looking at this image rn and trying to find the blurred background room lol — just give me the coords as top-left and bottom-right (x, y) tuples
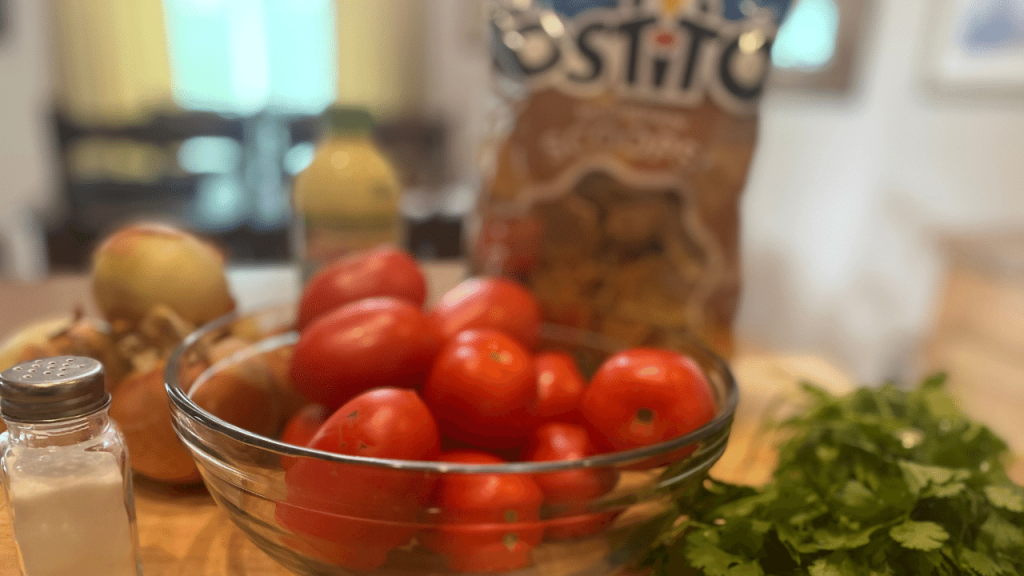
(0, 0), (1021, 429)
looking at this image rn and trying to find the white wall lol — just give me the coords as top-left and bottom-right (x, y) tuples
(422, 0), (491, 189)
(0, 0), (58, 280)
(737, 0), (1024, 383)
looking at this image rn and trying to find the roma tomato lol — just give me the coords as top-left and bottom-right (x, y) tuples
(276, 388), (440, 570)
(300, 388), (441, 464)
(423, 329), (537, 451)
(526, 423), (619, 540)
(278, 403), (330, 470)
(296, 245), (427, 330)
(581, 349), (716, 454)
(534, 351), (586, 423)
(280, 516), (410, 570)
(279, 403), (330, 448)
(429, 277), (541, 349)
(290, 297), (440, 409)
(419, 451), (545, 573)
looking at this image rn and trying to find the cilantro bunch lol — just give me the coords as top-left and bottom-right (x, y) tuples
(642, 375), (1024, 576)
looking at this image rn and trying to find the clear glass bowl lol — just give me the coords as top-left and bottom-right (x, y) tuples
(165, 302), (738, 576)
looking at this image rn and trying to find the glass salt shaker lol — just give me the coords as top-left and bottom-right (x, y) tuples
(0, 356), (143, 576)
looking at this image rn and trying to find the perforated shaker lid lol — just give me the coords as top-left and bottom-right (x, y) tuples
(0, 356), (109, 422)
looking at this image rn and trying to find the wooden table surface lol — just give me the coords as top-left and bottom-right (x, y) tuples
(0, 263), (1018, 575)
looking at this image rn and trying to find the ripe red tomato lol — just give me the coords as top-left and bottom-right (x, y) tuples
(581, 348), (716, 454)
(429, 277), (541, 349)
(279, 403), (330, 448)
(534, 351), (586, 423)
(280, 516), (412, 570)
(473, 214), (543, 276)
(423, 329), (537, 451)
(276, 388), (441, 570)
(525, 423), (619, 540)
(418, 451), (545, 573)
(278, 403), (330, 470)
(296, 245), (427, 330)
(290, 297), (440, 410)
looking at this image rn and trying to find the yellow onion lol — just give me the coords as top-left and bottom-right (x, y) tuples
(0, 313), (125, 388)
(91, 223), (236, 327)
(263, 345), (308, 421)
(0, 317), (77, 372)
(190, 337), (283, 437)
(110, 363), (201, 483)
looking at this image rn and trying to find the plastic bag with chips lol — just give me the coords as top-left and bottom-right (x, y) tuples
(471, 0), (790, 356)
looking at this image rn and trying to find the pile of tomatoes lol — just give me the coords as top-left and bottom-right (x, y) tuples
(272, 246), (717, 573)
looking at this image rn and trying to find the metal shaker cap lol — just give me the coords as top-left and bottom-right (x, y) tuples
(0, 357), (109, 422)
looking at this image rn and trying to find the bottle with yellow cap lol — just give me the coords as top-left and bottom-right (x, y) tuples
(291, 106), (404, 282)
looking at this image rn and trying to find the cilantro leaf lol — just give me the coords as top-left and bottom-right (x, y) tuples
(889, 520), (949, 551)
(984, 485), (1024, 513)
(813, 526), (878, 551)
(897, 461), (969, 496)
(815, 445), (839, 463)
(808, 554), (858, 576)
(838, 480), (874, 509)
(685, 528), (765, 576)
(959, 548), (1005, 576)
(808, 560), (841, 576)
(980, 512), (1024, 550)
(799, 381), (836, 407)
(919, 373), (947, 390)
(927, 481), (966, 498)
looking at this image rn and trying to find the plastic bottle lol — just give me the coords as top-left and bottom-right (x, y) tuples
(291, 106), (404, 282)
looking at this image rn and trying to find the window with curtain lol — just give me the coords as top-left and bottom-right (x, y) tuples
(47, 0), (339, 263)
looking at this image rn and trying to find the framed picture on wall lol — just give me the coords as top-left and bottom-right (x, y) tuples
(925, 0), (1024, 95)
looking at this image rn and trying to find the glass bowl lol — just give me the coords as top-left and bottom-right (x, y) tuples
(165, 302), (738, 576)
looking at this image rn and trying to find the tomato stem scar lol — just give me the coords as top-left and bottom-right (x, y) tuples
(636, 407), (655, 424)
